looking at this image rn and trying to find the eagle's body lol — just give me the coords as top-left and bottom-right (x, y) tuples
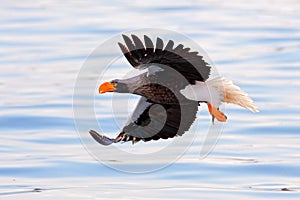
(90, 35), (258, 145)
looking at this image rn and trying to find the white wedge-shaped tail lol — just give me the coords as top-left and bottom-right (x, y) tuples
(180, 76), (259, 112)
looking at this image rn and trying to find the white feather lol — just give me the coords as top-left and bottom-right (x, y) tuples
(147, 65), (164, 77)
(180, 76), (259, 112)
(180, 81), (222, 107)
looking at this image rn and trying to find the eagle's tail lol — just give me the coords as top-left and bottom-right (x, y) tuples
(206, 77), (259, 112)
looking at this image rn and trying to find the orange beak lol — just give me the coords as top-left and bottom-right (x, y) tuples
(98, 82), (116, 94)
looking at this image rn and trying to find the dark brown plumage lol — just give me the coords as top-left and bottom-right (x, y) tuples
(90, 34), (211, 145)
(118, 34), (211, 84)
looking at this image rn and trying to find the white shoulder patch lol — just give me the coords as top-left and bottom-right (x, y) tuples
(147, 65), (164, 77)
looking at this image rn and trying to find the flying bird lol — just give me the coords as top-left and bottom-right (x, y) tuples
(90, 34), (258, 145)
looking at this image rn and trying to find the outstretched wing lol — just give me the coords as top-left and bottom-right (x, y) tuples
(118, 34), (211, 84)
(89, 97), (198, 145)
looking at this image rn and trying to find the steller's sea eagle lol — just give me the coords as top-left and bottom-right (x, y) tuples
(89, 34), (258, 145)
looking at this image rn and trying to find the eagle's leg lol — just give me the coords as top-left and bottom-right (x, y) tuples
(206, 103), (227, 123)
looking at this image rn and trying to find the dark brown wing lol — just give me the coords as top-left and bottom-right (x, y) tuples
(118, 34), (211, 84)
(89, 97), (198, 145)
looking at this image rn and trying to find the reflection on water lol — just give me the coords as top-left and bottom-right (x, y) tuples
(0, 0), (300, 199)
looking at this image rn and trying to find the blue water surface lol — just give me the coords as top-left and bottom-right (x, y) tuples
(0, 1), (300, 199)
